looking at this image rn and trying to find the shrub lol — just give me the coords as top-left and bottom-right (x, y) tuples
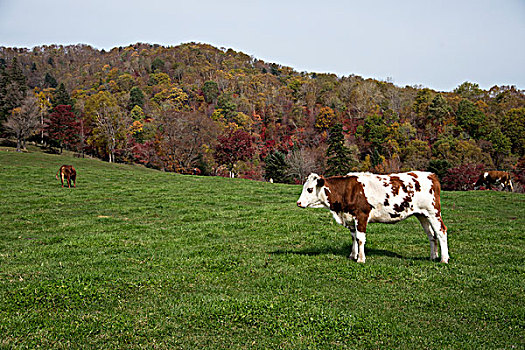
(442, 163), (485, 191)
(427, 159), (452, 181)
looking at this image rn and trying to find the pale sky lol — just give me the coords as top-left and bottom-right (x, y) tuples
(1, 0), (524, 92)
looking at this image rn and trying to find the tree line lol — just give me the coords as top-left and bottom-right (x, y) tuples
(1, 43), (524, 190)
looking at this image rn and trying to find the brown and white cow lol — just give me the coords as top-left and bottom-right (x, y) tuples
(474, 171), (513, 192)
(56, 165), (76, 188)
(296, 171), (449, 263)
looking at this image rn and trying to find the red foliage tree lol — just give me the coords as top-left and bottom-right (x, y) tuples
(512, 156), (525, 192)
(442, 163), (485, 191)
(45, 105), (80, 153)
(214, 129), (254, 176)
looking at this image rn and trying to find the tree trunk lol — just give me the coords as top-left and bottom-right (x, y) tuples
(40, 113), (44, 144)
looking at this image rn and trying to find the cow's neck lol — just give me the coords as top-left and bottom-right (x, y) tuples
(323, 180), (345, 213)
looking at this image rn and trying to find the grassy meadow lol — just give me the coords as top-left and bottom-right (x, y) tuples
(0, 149), (523, 349)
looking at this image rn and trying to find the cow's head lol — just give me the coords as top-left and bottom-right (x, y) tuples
(297, 173), (327, 208)
(473, 172), (487, 190)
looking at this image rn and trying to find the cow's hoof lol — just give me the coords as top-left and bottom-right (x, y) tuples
(441, 257), (449, 264)
(356, 259), (366, 263)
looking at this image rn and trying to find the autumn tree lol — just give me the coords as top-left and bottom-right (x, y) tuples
(84, 91), (130, 163)
(412, 88), (434, 130)
(432, 136), (492, 168)
(502, 108), (525, 156)
(160, 111), (218, 171)
(35, 89), (53, 143)
(45, 105), (80, 153)
(151, 86), (189, 112)
(315, 106), (336, 130)
(214, 129), (254, 177)
(402, 139), (431, 171)
(3, 95), (40, 151)
(285, 147), (319, 182)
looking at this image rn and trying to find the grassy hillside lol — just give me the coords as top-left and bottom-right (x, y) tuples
(0, 150), (523, 349)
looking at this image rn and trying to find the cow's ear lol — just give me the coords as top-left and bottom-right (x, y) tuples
(317, 177), (325, 188)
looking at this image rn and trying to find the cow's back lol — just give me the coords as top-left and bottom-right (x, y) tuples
(355, 171), (438, 223)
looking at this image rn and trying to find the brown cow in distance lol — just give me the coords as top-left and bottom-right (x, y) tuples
(474, 171), (513, 192)
(56, 165), (76, 188)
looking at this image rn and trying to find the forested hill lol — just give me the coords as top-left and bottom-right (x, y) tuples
(1, 42), (524, 189)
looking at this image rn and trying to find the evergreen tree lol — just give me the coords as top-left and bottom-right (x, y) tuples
(128, 86), (145, 110)
(427, 159), (451, 181)
(0, 58), (28, 125)
(202, 81), (219, 103)
(456, 99), (486, 139)
(8, 57), (27, 94)
(53, 83), (73, 107)
(151, 57), (165, 72)
(428, 94), (451, 124)
(44, 72), (58, 88)
(216, 93), (237, 121)
(326, 123), (354, 176)
(356, 114), (389, 167)
(263, 151), (289, 183)
(0, 65), (9, 123)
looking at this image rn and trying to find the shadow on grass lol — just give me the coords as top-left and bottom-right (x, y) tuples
(270, 244), (406, 260)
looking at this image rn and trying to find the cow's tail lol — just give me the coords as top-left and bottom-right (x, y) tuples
(55, 169), (60, 181)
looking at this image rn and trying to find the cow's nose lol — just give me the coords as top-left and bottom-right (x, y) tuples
(297, 201), (302, 207)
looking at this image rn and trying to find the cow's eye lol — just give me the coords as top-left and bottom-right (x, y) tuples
(307, 188), (313, 193)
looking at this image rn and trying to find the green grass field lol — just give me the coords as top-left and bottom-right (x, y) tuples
(0, 149), (523, 349)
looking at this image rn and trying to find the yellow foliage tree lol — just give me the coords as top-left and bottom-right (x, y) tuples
(315, 106), (336, 130)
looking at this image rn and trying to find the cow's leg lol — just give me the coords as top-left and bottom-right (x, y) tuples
(354, 215), (368, 263)
(347, 224), (358, 260)
(355, 229), (366, 263)
(427, 213), (449, 263)
(416, 214), (438, 260)
(61, 172), (65, 187)
(341, 214), (357, 260)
